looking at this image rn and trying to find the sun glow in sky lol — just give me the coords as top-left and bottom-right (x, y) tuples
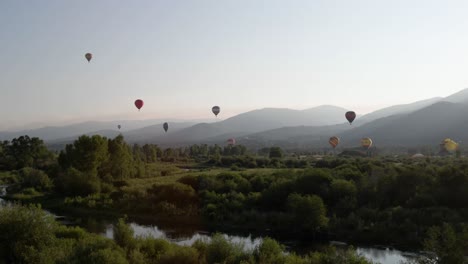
(1, 0), (468, 130)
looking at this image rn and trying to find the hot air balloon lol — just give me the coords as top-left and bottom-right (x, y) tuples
(212, 106), (220, 117)
(441, 138), (458, 153)
(345, 111), (356, 124)
(118, 125), (121, 130)
(361, 138), (373, 149)
(134, 99), (144, 111)
(227, 138), (236, 146)
(163, 122), (169, 132)
(85, 53), (92, 62)
(329, 136), (340, 149)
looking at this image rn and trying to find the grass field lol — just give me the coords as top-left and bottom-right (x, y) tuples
(123, 162), (285, 192)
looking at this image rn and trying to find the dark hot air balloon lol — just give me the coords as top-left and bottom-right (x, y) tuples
(329, 136), (340, 149)
(345, 111), (356, 124)
(85, 53), (92, 62)
(163, 122), (169, 132)
(212, 106), (220, 117)
(118, 125), (121, 130)
(135, 99), (144, 111)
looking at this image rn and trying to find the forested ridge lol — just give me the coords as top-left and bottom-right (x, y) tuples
(1, 135), (468, 263)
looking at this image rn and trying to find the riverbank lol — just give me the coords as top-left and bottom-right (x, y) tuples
(4, 192), (422, 264)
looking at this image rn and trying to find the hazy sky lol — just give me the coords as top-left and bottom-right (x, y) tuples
(1, 0), (468, 130)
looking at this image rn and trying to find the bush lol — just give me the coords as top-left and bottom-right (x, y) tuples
(147, 183), (197, 208)
(18, 168), (53, 191)
(178, 175), (200, 191)
(56, 168), (101, 196)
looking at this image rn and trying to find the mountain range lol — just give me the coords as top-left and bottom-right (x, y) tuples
(2, 88), (468, 151)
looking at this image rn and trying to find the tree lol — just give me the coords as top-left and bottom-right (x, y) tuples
(113, 218), (136, 253)
(57, 167), (101, 196)
(105, 135), (134, 180)
(330, 179), (357, 215)
(18, 168), (53, 191)
(0, 136), (54, 170)
(58, 135), (108, 176)
(287, 193), (329, 233)
(254, 238), (285, 264)
(269, 147), (283, 159)
(142, 144), (158, 163)
(421, 223), (468, 264)
(0, 205), (58, 263)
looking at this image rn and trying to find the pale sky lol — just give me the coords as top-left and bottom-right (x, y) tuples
(1, 0), (468, 130)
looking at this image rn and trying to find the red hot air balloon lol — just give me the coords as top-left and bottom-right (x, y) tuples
(85, 53), (92, 62)
(135, 99), (144, 111)
(345, 111), (356, 124)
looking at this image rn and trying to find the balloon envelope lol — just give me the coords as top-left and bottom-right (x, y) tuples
(118, 125), (121, 130)
(329, 136), (340, 149)
(361, 138), (373, 149)
(227, 138), (236, 145)
(163, 122), (169, 132)
(134, 99), (144, 110)
(345, 111), (356, 124)
(212, 106), (220, 116)
(442, 138), (458, 153)
(85, 53), (92, 62)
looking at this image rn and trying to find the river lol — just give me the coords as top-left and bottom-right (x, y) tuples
(0, 186), (419, 264)
(66, 213), (420, 264)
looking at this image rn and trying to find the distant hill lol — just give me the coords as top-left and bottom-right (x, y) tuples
(0, 121), (121, 141)
(338, 101), (468, 148)
(225, 90), (468, 150)
(6, 88), (468, 151)
(221, 105), (349, 132)
(0, 119), (207, 142)
(355, 97), (442, 125)
(443, 87), (468, 104)
(123, 122), (200, 143)
(233, 124), (350, 150)
(46, 129), (121, 151)
(141, 105), (350, 145)
(45, 122), (198, 149)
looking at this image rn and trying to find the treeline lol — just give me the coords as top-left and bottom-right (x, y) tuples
(0, 205), (372, 264)
(0, 135), (305, 196)
(190, 158), (468, 251)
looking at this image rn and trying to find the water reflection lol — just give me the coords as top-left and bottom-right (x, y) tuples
(356, 247), (416, 264)
(100, 221), (416, 264)
(104, 223), (263, 251)
(0, 185), (7, 197)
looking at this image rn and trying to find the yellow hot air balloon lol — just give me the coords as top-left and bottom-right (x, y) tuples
(329, 136), (340, 149)
(442, 138), (458, 153)
(361, 138), (373, 149)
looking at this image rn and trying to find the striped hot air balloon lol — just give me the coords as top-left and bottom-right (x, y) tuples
(227, 138), (236, 146)
(329, 136), (340, 149)
(361, 138), (373, 149)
